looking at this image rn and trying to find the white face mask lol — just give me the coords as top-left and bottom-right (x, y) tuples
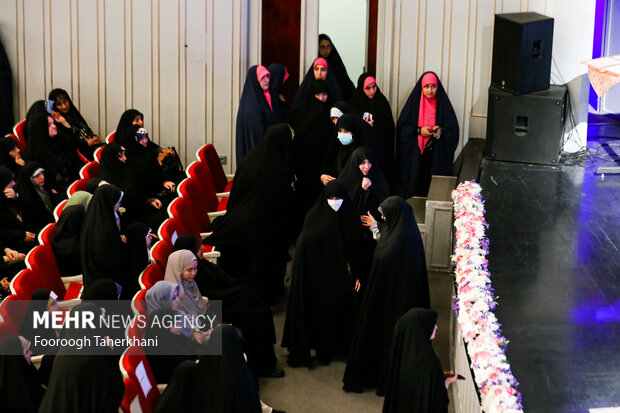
(337, 132), (353, 146)
(327, 198), (343, 212)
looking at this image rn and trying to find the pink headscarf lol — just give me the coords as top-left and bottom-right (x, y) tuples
(256, 65), (272, 110)
(417, 72), (438, 154)
(313, 57), (328, 70)
(363, 76), (377, 90)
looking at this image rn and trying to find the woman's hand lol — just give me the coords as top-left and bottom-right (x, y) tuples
(432, 127), (442, 139)
(163, 181), (176, 192)
(52, 111), (71, 128)
(354, 279), (361, 293)
(361, 211), (376, 227)
(120, 235), (127, 243)
(320, 174), (336, 186)
(24, 232), (36, 242)
(15, 155), (25, 166)
(4, 248), (23, 263)
(444, 371), (458, 388)
(3, 187), (16, 199)
(150, 199), (162, 209)
(420, 126), (434, 137)
(361, 177), (372, 190)
(0, 277), (9, 291)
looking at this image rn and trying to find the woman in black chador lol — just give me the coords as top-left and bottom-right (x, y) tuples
(282, 181), (364, 367)
(0, 336), (45, 413)
(208, 123), (294, 304)
(52, 205), (85, 277)
(235, 65), (279, 164)
(394, 71), (458, 198)
(291, 78), (334, 216)
(343, 196), (430, 394)
(318, 34), (355, 101)
(14, 161), (57, 233)
(383, 309), (457, 413)
(349, 73), (396, 184)
(80, 184), (127, 292)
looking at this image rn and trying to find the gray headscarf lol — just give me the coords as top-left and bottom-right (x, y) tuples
(163, 250), (207, 316)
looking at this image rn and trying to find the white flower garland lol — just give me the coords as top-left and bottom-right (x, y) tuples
(452, 181), (523, 413)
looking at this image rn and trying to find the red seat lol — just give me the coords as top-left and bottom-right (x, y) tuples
(178, 176), (219, 213)
(0, 295), (28, 340)
(119, 346), (161, 413)
(131, 289), (148, 317)
(93, 146), (104, 162)
(38, 222), (56, 245)
(53, 199), (68, 221)
(126, 316), (145, 341)
(66, 178), (88, 197)
(105, 131), (116, 144)
(13, 119), (26, 142)
(167, 197), (210, 239)
(25, 245), (67, 299)
(218, 196), (229, 211)
(120, 377), (141, 413)
(139, 263), (164, 290)
(9, 269), (39, 300)
(151, 240), (173, 272)
(157, 218), (184, 246)
(77, 150), (89, 164)
(186, 161), (219, 198)
(197, 144), (233, 192)
(79, 161), (99, 180)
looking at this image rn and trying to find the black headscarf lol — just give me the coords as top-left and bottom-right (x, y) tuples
(344, 196), (430, 394)
(321, 113), (380, 178)
(282, 180), (364, 366)
(97, 142), (140, 216)
(235, 65), (279, 165)
(115, 109), (143, 148)
(394, 71), (459, 197)
(0, 336), (45, 413)
(196, 324), (262, 413)
(52, 204), (85, 276)
(291, 79), (334, 212)
(318, 34), (355, 100)
(81, 278), (121, 302)
(291, 57), (345, 118)
(23, 100), (48, 141)
(38, 303), (124, 413)
(154, 360), (201, 413)
(23, 111), (73, 191)
(85, 177), (104, 194)
(383, 308), (449, 413)
(349, 73), (396, 183)
(14, 161), (55, 232)
(80, 184), (127, 289)
(123, 124), (164, 202)
(336, 146), (390, 216)
(0, 137), (22, 175)
(267, 63), (288, 123)
(49, 88), (95, 142)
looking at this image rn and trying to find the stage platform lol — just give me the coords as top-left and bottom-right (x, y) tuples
(479, 138), (620, 413)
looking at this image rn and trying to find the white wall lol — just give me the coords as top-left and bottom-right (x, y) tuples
(0, 0), (261, 172)
(0, 0), (597, 168)
(318, 0), (368, 84)
(374, 0), (596, 156)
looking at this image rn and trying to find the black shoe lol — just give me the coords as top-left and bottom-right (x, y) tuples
(343, 383), (363, 393)
(262, 368), (285, 378)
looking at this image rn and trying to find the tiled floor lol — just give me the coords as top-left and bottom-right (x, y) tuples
(479, 138), (620, 413)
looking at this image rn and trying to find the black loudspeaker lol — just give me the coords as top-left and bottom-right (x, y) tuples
(491, 12), (554, 95)
(485, 85), (567, 165)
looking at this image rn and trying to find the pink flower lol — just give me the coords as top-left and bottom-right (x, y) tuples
(495, 388), (503, 396)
